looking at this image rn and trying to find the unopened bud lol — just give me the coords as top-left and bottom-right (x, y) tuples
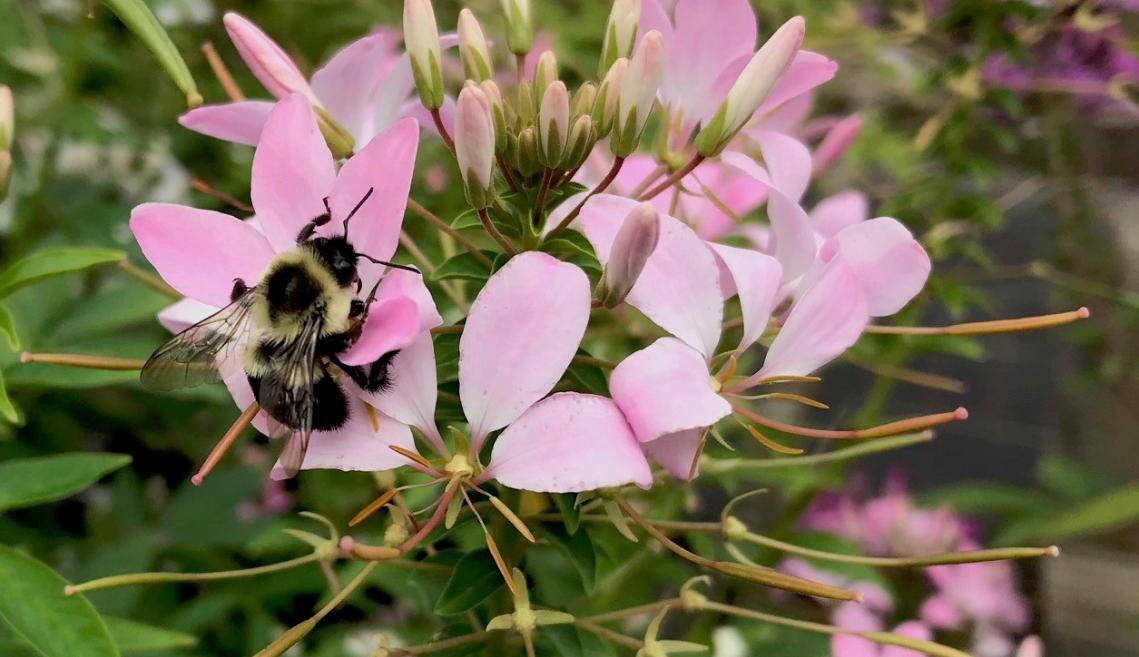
(600, 202), (660, 307)
(812, 113), (862, 174)
(455, 85), (497, 209)
(533, 51), (559, 95)
(500, 0), (533, 55)
(403, 0), (445, 109)
(383, 521), (409, 547)
(0, 86), (12, 151)
(562, 115), (595, 170)
(611, 30), (662, 156)
(479, 80), (510, 153)
(695, 16), (804, 156)
(224, 12), (318, 104)
(458, 9), (493, 82)
(599, 0), (641, 76)
(538, 81), (570, 167)
(593, 58), (628, 138)
(572, 82), (597, 119)
(516, 80), (536, 126)
(516, 127), (541, 177)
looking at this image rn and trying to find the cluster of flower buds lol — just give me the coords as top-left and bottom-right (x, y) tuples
(0, 85), (11, 199)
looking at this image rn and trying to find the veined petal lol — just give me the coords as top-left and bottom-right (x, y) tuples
(754, 50), (837, 118)
(486, 393), (653, 492)
(338, 296), (420, 367)
(328, 117), (419, 288)
(710, 244), (782, 352)
(609, 338), (731, 443)
(752, 255), (869, 380)
(579, 194), (724, 360)
(130, 203), (275, 307)
(250, 94), (336, 252)
(374, 268), (442, 334)
(661, 0), (756, 122)
(363, 332), (439, 443)
(642, 429), (704, 481)
(157, 298), (217, 334)
(823, 217), (930, 317)
(178, 101), (274, 146)
(311, 32), (399, 145)
(271, 397), (416, 479)
(810, 190), (868, 239)
(751, 130), (812, 202)
(459, 252), (591, 447)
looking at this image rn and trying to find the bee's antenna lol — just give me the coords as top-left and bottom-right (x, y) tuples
(342, 187), (375, 235)
(356, 253), (421, 275)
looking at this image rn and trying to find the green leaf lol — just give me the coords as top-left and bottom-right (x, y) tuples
(0, 545), (120, 657)
(99, 0), (202, 106)
(0, 304), (18, 350)
(536, 525), (597, 593)
(552, 493), (581, 535)
(451, 208), (484, 231)
(1036, 454), (1118, 501)
(103, 617), (195, 653)
(919, 482), (1052, 518)
(0, 453), (131, 512)
(0, 247), (124, 300)
(434, 549), (505, 615)
(566, 355), (609, 396)
(542, 232), (597, 262)
(998, 482), (1139, 544)
(433, 252), (495, 282)
(540, 625), (617, 657)
(0, 373), (17, 424)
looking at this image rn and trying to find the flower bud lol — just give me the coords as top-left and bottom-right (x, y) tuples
(599, 0), (641, 76)
(0, 85), (12, 151)
(695, 16), (804, 157)
(562, 114), (595, 170)
(516, 80), (536, 126)
(500, 0), (533, 55)
(572, 82), (597, 119)
(592, 58), (628, 138)
(812, 113), (862, 173)
(458, 9), (494, 82)
(479, 80), (510, 154)
(224, 12), (318, 103)
(515, 126), (541, 177)
(538, 81), (570, 167)
(611, 30), (662, 157)
(533, 50), (559, 96)
(455, 85), (497, 209)
(599, 202), (660, 307)
(403, 0), (445, 109)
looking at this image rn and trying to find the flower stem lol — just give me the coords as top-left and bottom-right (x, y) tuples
(64, 553), (320, 595)
(119, 260), (181, 299)
(431, 108), (455, 153)
(865, 307), (1090, 336)
(627, 163), (668, 199)
(200, 41), (244, 102)
(19, 352), (145, 370)
(573, 619), (644, 650)
(731, 403), (968, 440)
(403, 631), (492, 655)
(581, 599), (679, 623)
(637, 154), (704, 201)
(478, 207), (518, 254)
(192, 402), (260, 486)
(497, 154), (520, 192)
(737, 531), (1060, 567)
(399, 231), (468, 311)
(700, 432), (933, 473)
(531, 168), (555, 225)
(545, 156), (625, 239)
(407, 199), (494, 268)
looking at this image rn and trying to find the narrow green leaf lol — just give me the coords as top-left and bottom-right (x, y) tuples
(540, 625), (617, 657)
(99, 0), (202, 107)
(103, 616), (196, 652)
(0, 247), (124, 300)
(552, 493), (581, 535)
(0, 453), (132, 513)
(0, 304), (18, 350)
(536, 525), (597, 593)
(0, 545), (120, 657)
(434, 550), (504, 615)
(0, 373), (17, 424)
(1000, 482), (1139, 544)
(433, 252), (495, 282)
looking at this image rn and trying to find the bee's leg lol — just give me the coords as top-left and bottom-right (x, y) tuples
(329, 351), (398, 393)
(230, 278), (249, 303)
(296, 199), (333, 243)
(348, 299), (367, 320)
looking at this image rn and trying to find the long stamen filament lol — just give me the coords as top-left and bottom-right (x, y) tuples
(192, 402), (260, 485)
(200, 42), (244, 102)
(866, 307), (1090, 336)
(732, 402), (968, 440)
(65, 553), (320, 595)
(701, 432), (934, 473)
(637, 154), (705, 201)
(20, 352), (145, 370)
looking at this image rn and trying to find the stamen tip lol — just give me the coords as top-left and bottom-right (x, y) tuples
(852, 591), (864, 603)
(63, 585), (76, 596)
(1046, 545), (1061, 557)
(339, 536), (356, 553)
(190, 473), (205, 486)
(19, 352), (32, 363)
(1077, 306), (1090, 319)
(953, 407), (969, 421)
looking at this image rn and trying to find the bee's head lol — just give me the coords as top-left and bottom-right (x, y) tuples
(310, 235), (359, 287)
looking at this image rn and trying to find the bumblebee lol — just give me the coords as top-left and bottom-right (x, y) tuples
(140, 189), (417, 476)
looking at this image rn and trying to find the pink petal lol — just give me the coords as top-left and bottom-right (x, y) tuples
(157, 298), (216, 333)
(754, 92), (813, 133)
(880, 622), (933, 657)
(710, 244), (782, 352)
(822, 217), (930, 317)
(459, 253), (591, 447)
(224, 12), (316, 102)
(687, 159), (769, 240)
(810, 190), (869, 239)
(579, 194), (723, 359)
(755, 50), (838, 117)
(662, 0), (757, 123)
(486, 393), (652, 492)
(362, 332), (441, 447)
(311, 33), (400, 144)
(374, 268), (442, 334)
(918, 593), (964, 629)
(374, 54), (416, 131)
(1015, 637), (1044, 657)
(130, 203), (275, 307)
(272, 397), (416, 479)
(751, 130), (812, 202)
(832, 635), (880, 657)
(402, 94), (456, 140)
(721, 151), (816, 280)
(638, 0), (674, 47)
(250, 94), (337, 252)
(642, 429), (704, 481)
(753, 255), (868, 380)
(610, 338), (730, 443)
(338, 296), (420, 367)
(327, 117), (419, 288)
(178, 101), (274, 146)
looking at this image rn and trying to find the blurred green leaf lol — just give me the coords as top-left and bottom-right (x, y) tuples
(103, 616), (196, 653)
(0, 248), (124, 300)
(997, 482), (1139, 544)
(434, 550), (504, 615)
(99, 0), (202, 107)
(0, 545), (120, 657)
(0, 373), (17, 424)
(0, 305), (18, 350)
(536, 524), (596, 593)
(540, 625), (617, 657)
(920, 482), (1052, 517)
(552, 493), (581, 535)
(433, 252), (495, 282)
(0, 453), (131, 512)
(1036, 454), (1119, 501)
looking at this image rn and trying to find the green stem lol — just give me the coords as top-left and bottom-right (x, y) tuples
(700, 432), (934, 474)
(65, 553), (320, 595)
(737, 532), (1059, 568)
(407, 199), (494, 268)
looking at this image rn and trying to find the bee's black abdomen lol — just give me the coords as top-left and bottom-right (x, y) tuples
(264, 263), (322, 321)
(249, 369), (349, 432)
(311, 373), (349, 431)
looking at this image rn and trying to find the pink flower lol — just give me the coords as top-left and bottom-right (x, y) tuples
(181, 14), (429, 147)
(921, 557), (1030, 642)
(134, 94), (438, 477)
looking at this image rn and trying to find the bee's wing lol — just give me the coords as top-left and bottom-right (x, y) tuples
(258, 313), (323, 477)
(140, 291), (261, 391)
